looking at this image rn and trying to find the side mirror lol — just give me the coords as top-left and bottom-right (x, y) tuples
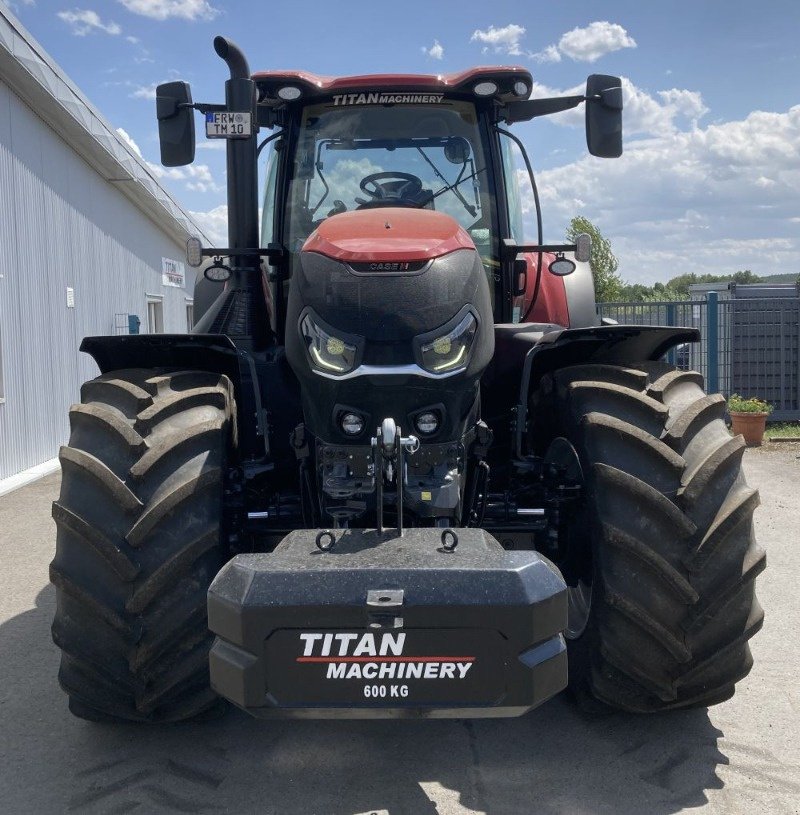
(157, 81), (195, 167)
(585, 74), (622, 158)
(575, 232), (592, 263)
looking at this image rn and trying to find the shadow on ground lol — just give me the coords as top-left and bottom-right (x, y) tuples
(0, 586), (728, 815)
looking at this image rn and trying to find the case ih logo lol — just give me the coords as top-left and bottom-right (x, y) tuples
(331, 93), (445, 106)
(297, 632), (475, 680)
(370, 262), (410, 271)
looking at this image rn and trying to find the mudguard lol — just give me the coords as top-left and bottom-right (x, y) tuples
(80, 333), (269, 459)
(513, 324), (701, 456)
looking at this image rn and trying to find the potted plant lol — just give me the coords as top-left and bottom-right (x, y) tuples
(727, 394), (773, 446)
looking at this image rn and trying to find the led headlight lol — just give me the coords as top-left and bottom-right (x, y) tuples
(277, 86), (302, 101)
(300, 313), (357, 375)
(418, 311), (477, 374)
(414, 411), (440, 435)
(340, 412), (365, 436)
(474, 81), (499, 97)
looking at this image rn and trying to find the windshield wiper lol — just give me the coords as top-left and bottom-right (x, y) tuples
(415, 147), (477, 217)
(416, 164), (487, 211)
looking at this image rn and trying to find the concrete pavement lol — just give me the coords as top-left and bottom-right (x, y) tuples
(1, 446), (798, 814)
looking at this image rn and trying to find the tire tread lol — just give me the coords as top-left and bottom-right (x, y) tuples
(50, 367), (231, 722)
(535, 362), (763, 711)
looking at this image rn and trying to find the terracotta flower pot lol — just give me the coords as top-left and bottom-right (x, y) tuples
(729, 411), (769, 446)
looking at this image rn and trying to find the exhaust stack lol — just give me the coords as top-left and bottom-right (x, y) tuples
(194, 37), (271, 352)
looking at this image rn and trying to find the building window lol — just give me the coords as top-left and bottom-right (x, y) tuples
(146, 297), (164, 334)
(186, 302), (194, 332)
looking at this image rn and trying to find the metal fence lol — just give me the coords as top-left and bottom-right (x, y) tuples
(598, 294), (800, 420)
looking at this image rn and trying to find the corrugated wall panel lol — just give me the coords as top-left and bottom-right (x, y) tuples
(0, 79), (195, 479)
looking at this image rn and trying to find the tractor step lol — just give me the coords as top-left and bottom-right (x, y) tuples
(207, 528), (568, 718)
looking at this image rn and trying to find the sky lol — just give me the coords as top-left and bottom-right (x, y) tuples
(6, 0), (800, 285)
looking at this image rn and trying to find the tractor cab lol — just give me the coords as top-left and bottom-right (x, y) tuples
(164, 56), (621, 347)
(254, 68), (530, 323)
(251, 67), (619, 333)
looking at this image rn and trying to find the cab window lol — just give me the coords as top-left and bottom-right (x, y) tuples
(499, 133), (526, 244)
(260, 141), (280, 246)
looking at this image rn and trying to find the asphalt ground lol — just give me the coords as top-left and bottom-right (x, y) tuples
(0, 445), (798, 815)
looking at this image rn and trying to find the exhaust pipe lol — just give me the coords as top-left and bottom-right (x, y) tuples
(195, 37), (271, 351)
(214, 36), (250, 80)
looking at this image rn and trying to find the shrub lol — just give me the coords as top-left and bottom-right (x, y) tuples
(727, 394), (774, 414)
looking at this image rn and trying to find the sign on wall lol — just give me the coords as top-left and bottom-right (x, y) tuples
(162, 257), (186, 288)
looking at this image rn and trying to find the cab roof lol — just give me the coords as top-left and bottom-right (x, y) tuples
(252, 66), (533, 105)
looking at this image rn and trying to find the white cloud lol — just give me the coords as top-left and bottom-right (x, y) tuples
(145, 161), (185, 180)
(115, 127), (142, 157)
(189, 204), (227, 244)
(185, 164), (222, 193)
(657, 89), (708, 127)
(57, 9), (122, 36)
(623, 81), (707, 135)
(130, 83), (158, 99)
(197, 140), (227, 151)
(117, 0), (219, 21)
(534, 78), (708, 138)
(125, 35), (139, 43)
(422, 39), (444, 60)
(527, 104), (800, 283)
(146, 159), (222, 193)
(471, 24), (526, 56)
(471, 20), (635, 65)
(531, 44), (561, 64)
(557, 21), (636, 63)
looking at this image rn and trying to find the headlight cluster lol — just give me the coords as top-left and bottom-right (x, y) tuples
(418, 312), (477, 374)
(300, 313), (358, 375)
(300, 307), (478, 378)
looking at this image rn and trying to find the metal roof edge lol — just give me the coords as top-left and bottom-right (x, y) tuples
(0, 6), (211, 247)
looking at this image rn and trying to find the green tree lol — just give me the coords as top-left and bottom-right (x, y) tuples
(566, 216), (623, 302)
(616, 270), (764, 303)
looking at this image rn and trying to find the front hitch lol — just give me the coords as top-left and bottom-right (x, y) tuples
(372, 417), (419, 533)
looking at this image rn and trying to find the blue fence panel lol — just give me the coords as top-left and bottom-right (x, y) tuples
(597, 295), (800, 420)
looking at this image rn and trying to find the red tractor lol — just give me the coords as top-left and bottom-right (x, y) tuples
(50, 37), (763, 722)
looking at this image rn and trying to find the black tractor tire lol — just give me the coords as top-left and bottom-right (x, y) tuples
(532, 362), (765, 712)
(50, 368), (235, 722)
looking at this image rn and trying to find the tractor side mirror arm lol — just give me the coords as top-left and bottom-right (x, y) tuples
(499, 94), (585, 125)
(502, 236), (591, 263)
(498, 75), (623, 159)
(502, 234), (592, 277)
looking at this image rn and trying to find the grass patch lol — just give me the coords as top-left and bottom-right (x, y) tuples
(765, 422), (800, 440)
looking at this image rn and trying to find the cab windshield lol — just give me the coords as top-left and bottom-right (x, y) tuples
(282, 100), (499, 297)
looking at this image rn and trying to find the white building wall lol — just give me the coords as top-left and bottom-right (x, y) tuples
(0, 78), (193, 479)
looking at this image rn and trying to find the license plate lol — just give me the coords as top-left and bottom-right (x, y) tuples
(265, 628), (507, 707)
(205, 111), (251, 139)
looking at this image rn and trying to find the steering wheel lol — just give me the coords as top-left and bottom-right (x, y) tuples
(357, 171), (424, 203)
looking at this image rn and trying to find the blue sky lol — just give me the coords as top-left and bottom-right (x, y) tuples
(7, 0), (800, 284)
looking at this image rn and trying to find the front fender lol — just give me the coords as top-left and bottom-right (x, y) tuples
(515, 324), (700, 456)
(80, 333), (268, 460)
